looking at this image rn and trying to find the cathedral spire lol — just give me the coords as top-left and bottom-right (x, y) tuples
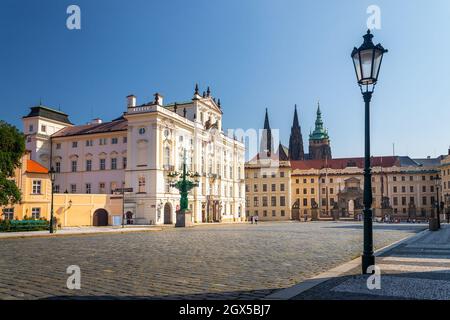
(260, 108), (273, 157)
(288, 104), (304, 160)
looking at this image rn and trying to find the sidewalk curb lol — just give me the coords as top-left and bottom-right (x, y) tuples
(0, 228), (163, 240)
(264, 227), (430, 300)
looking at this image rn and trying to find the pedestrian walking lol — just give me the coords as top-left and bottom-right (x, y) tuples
(254, 215), (259, 224)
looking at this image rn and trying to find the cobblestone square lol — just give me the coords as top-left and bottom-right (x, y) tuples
(0, 221), (425, 300)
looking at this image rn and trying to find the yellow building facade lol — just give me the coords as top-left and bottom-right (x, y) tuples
(245, 155), (446, 221)
(1, 152), (123, 227)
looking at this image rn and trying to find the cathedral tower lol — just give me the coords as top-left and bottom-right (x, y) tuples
(308, 102), (332, 160)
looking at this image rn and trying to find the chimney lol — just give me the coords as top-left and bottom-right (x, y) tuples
(127, 95), (136, 108)
(91, 118), (102, 124)
(154, 93), (163, 106)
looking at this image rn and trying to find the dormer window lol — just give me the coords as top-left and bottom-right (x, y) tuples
(41, 125), (46, 133)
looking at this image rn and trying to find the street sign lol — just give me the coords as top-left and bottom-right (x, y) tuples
(114, 188), (133, 193)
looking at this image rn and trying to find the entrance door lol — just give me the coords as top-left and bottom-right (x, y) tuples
(93, 209), (108, 226)
(164, 203), (172, 224)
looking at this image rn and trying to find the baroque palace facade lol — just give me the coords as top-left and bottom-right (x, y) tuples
(17, 85), (246, 226)
(245, 105), (450, 221)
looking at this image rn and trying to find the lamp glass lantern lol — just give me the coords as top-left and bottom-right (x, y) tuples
(50, 167), (56, 182)
(351, 30), (388, 88)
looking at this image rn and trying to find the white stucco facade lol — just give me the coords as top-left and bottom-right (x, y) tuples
(22, 87), (246, 225)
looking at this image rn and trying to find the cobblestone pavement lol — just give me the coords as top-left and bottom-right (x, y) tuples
(294, 224), (450, 300)
(0, 221), (425, 300)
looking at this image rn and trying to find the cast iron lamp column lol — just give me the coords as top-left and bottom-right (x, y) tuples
(49, 167), (56, 233)
(432, 174), (442, 229)
(351, 30), (388, 274)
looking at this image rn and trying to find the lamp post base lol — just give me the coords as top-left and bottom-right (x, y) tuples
(362, 254), (375, 274)
(175, 209), (193, 228)
(429, 218), (439, 231)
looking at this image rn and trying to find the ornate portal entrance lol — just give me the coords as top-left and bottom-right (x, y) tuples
(336, 177), (363, 219)
(164, 202), (172, 224)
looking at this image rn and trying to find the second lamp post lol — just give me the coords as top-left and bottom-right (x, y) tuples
(351, 30), (388, 274)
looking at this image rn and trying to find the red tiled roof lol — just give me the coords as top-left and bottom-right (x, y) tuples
(26, 160), (48, 174)
(291, 156), (399, 170)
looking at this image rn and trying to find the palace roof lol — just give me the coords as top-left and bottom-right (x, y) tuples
(52, 117), (127, 138)
(23, 105), (73, 125)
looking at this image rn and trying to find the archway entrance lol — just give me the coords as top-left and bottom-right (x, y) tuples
(292, 199), (300, 220)
(164, 203), (172, 224)
(93, 209), (108, 226)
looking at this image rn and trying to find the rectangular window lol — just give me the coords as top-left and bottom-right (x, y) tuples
(71, 160), (77, 172)
(393, 197), (398, 206)
(53, 185), (60, 193)
(41, 125), (46, 133)
(263, 210), (267, 217)
(111, 158), (117, 170)
(262, 196), (268, 207)
(55, 162), (61, 173)
(72, 141), (78, 148)
(253, 184), (258, 192)
(280, 196), (286, 206)
(112, 137), (118, 144)
(253, 197), (259, 206)
(272, 184), (276, 192)
(402, 197), (406, 206)
(263, 184), (267, 192)
(280, 172), (285, 178)
(123, 137), (127, 143)
(410, 186), (414, 193)
(393, 186), (397, 193)
(99, 183), (106, 194)
(56, 143), (61, 150)
(99, 138), (107, 145)
(86, 159), (92, 172)
(280, 184), (285, 192)
(311, 188), (315, 194)
(85, 183), (91, 194)
(70, 184), (77, 193)
(272, 210), (276, 217)
(281, 210), (285, 216)
(29, 124), (33, 132)
(100, 159), (106, 170)
(2, 208), (14, 220)
(303, 198), (308, 207)
(32, 180), (42, 194)
(271, 196), (276, 206)
(422, 196), (427, 205)
(86, 140), (93, 147)
(123, 157), (127, 169)
(31, 208), (40, 219)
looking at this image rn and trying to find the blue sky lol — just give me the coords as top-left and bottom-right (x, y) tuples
(1, 0), (449, 158)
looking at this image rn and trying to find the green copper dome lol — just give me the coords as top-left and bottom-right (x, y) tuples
(309, 103), (329, 141)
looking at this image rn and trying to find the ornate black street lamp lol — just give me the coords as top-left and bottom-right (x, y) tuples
(431, 174), (442, 229)
(168, 149), (200, 227)
(49, 166), (56, 233)
(351, 30), (388, 274)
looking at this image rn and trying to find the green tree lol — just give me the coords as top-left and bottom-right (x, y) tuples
(0, 120), (25, 206)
